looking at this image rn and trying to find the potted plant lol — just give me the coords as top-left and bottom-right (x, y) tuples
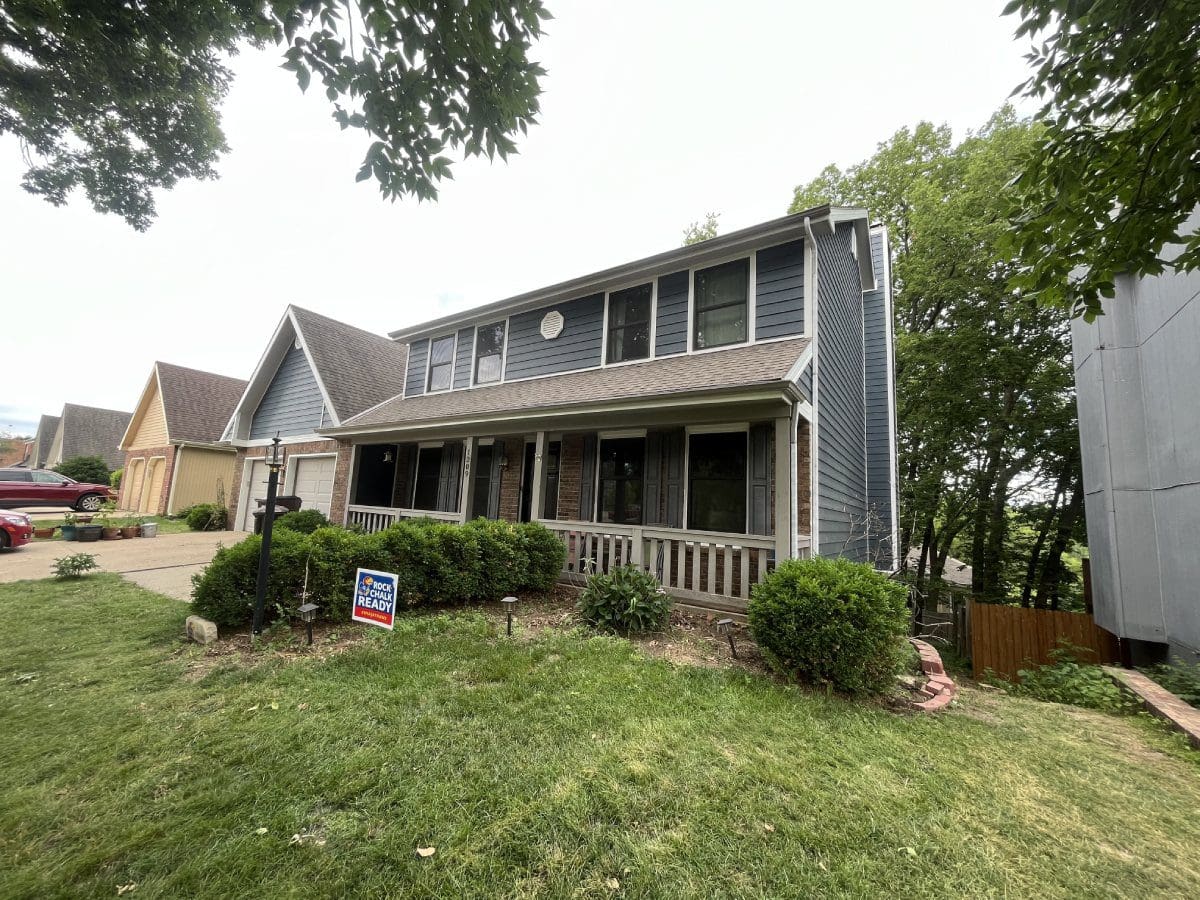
(119, 517), (141, 539)
(76, 522), (103, 542)
(33, 524), (57, 539)
(139, 519), (158, 538)
(97, 502), (121, 540)
(60, 513), (78, 541)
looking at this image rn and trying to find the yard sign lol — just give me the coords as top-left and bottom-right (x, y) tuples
(351, 567), (398, 630)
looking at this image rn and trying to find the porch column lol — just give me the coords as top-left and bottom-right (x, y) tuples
(459, 438), (474, 523)
(774, 416), (793, 565)
(529, 431), (547, 521)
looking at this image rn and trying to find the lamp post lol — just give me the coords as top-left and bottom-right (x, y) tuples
(252, 434), (285, 640)
(298, 603), (319, 646)
(716, 618), (738, 659)
(501, 596), (517, 636)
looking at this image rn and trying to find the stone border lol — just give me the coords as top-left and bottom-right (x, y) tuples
(910, 638), (957, 712)
(1104, 667), (1200, 750)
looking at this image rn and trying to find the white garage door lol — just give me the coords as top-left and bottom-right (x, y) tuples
(242, 459), (270, 531)
(292, 456), (336, 517)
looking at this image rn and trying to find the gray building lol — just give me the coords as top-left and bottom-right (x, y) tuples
(1071, 209), (1200, 664)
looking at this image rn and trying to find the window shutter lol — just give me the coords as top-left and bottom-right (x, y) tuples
(579, 434), (598, 521)
(749, 423), (771, 535)
(437, 442), (462, 512)
(487, 445), (503, 519)
(664, 429), (683, 528)
(403, 448), (418, 508)
(644, 432), (662, 525)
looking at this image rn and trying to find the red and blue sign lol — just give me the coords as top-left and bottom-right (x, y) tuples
(352, 567), (398, 630)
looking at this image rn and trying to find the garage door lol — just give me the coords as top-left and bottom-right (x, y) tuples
(241, 459), (270, 531)
(292, 456), (336, 517)
(141, 458), (166, 514)
(123, 458), (145, 511)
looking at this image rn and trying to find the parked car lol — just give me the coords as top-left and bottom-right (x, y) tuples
(0, 508), (33, 549)
(0, 467), (117, 511)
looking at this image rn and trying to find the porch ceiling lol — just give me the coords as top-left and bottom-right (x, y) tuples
(326, 337), (809, 437)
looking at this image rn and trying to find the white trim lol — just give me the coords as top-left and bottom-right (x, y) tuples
(878, 225), (900, 568)
(499, 315), (512, 381)
(235, 455), (262, 532)
(417, 440), (446, 450)
(804, 217), (821, 552)
(601, 278), (656, 367)
(685, 422), (750, 435)
(649, 278), (659, 358)
(599, 291), (610, 366)
(597, 428), (648, 439)
(687, 251), (755, 353)
(165, 444), (182, 515)
(784, 343), (814, 386)
(748, 250), (758, 340)
(232, 433), (329, 448)
(119, 365), (165, 450)
(424, 333), (457, 394)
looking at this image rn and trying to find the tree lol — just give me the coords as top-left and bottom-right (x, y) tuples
(791, 108), (1084, 607)
(1004, 0), (1200, 319)
(682, 212), (720, 246)
(55, 455), (111, 485)
(0, 1), (549, 229)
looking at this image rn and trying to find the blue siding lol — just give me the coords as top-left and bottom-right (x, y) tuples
(815, 224), (869, 562)
(453, 327), (474, 390)
(250, 345), (325, 439)
(864, 229), (895, 566)
(504, 293), (604, 380)
(655, 270), (689, 356)
(798, 361), (813, 401)
(755, 240), (805, 339)
(405, 338), (429, 397)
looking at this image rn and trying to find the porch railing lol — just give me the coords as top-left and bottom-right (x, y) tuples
(537, 518), (812, 609)
(347, 504), (460, 532)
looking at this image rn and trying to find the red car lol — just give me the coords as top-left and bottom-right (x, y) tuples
(0, 509), (33, 550)
(0, 468), (117, 512)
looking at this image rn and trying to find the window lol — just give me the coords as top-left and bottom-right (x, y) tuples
(33, 471), (68, 484)
(0, 469), (31, 482)
(606, 283), (651, 363)
(543, 441), (561, 520)
(427, 336), (455, 391)
(412, 445), (443, 510)
(693, 259), (749, 349)
(471, 444), (494, 519)
(687, 431), (746, 533)
(475, 322), (505, 384)
(598, 437), (644, 525)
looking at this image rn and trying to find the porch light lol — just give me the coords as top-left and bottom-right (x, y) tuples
(383, 449), (393, 463)
(716, 618), (738, 659)
(298, 602), (319, 645)
(501, 596), (518, 636)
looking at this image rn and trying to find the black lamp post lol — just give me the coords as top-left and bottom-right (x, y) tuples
(252, 434), (284, 639)
(716, 618), (738, 659)
(501, 596), (517, 636)
(298, 603), (319, 646)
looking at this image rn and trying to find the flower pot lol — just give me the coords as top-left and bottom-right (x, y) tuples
(33, 527), (57, 539)
(76, 515), (93, 524)
(101, 527), (122, 540)
(60, 524), (78, 541)
(120, 526), (141, 539)
(76, 525), (102, 542)
(139, 522), (158, 538)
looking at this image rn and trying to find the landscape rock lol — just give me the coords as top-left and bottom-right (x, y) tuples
(185, 615), (218, 645)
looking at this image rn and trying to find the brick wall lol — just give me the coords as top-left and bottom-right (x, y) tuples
(557, 434), (585, 521)
(497, 437), (525, 522)
(797, 417), (812, 535)
(119, 445), (177, 515)
(226, 438), (345, 529)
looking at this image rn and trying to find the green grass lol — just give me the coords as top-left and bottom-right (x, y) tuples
(2, 575), (1199, 898)
(31, 514), (191, 540)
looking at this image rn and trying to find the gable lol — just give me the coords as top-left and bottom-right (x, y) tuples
(250, 344), (326, 439)
(125, 377), (169, 449)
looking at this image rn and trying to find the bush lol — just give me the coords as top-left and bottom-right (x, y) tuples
(577, 564), (671, 633)
(517, 521), (567, 593)
(52, 553), (99, 579)
(186, 503), (227, 531)
(1144, 659), (1200, 707)
(109, 468), (123, 490)
(462, 518), (528, 598)
(1012, 644), (1133, 712)
(274, 509), (330, 534)
(748, 556), (909, 696)
(191, 529), (311, 627)
(54, 455), (110, 485)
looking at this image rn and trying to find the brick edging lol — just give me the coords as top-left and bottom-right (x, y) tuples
(910, 638), (957, 712)
(1104, 667), (1200, 750)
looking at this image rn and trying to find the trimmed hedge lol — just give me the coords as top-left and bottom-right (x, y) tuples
(748, 556), (909, 696)
(274, 509), (330, 534)
(186, 503), (227, 531)
(191, 519), (566, 628)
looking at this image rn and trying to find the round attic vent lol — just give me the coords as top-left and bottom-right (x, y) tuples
(540, 310), (564, 340)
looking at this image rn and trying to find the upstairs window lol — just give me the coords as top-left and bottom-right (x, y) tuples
(598, 437), (644, 525)
(475, 322), (505, 384)
(693, 259), (749, 350)
(427, 335), (455, 392)
(606, 284), (652, 363)
(687, 431), (747, 533)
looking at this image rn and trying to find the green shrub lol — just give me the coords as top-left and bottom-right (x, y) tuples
(1144, 659), (1200, 706)
(304, 526), (371, 623)
(109, 468), (123, 490)
(191, 529), (310, 627)
(1012, 644), (1133, 712)
(185, 503), (227, 531)
(463, 518), (528, 598)
(273, 509), (330, 534)
(517, 521), (567, 593)
(54, 455), (110, 485)
(748, 556), (909, 696)
(52, 553), (99, 579)
(577, 564), (671, 633)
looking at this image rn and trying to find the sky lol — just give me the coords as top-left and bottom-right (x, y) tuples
(0, 0), (1035, 437)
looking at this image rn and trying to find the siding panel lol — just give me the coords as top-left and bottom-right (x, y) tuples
(863, 228), (895, 566)
(405, 339), (429, 397)
(170, 447), (237, 514)
(755, 240), (805, 339)
(655, 270), (690, 357)
(505, 293), (604, 380)
(250, 345), (325, 439)
(453, 327), (474, 390)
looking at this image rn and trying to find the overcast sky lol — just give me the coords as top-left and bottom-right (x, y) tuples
(1, 0), (1034, 437)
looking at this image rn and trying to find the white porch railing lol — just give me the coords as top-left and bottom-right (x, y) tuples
(347, 504), (460, 532)
(538, 518), (812, 609)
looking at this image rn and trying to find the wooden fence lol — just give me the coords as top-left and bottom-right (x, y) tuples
(969, 600), (1120, 679)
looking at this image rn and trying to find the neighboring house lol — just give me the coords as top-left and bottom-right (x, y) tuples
(1071, 209), (1200, 664)
(0, 438), (31, 467)
(45, 403), (132, 472)
(904, 548), (973, 589)
(222, 305), (409, 530)
(318, 205), (899, 614)
(29, 414), (60, 469)
(117, 362), (248, 515)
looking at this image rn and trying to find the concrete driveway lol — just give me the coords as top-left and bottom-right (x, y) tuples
(0, 531), (248, 600)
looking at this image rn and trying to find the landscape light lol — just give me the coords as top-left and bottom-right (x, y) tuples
(501, 596), (518, 636)
(298, 603), (319, 646)
(716, 618), (737, 658)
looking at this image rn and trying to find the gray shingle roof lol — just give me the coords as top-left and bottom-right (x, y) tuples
(155, 362), (248, 444)
(57, 403), (132, 471)
(33, 414), (60, 467)
(338, 338), (809, 431)
(290, 306), (409, 421)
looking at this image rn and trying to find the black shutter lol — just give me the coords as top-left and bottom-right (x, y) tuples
(664, 429), (684, 528)
(437, 442), (462, 512)
(579, 434), (598, 521)
(749, 423), (771, 535)
(644, 432), (662, 525)
(404, 447), (418, 508)
(487, 444), (503, 519)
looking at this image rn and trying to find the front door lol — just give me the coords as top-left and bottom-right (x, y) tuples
(518, 441), (536, 522)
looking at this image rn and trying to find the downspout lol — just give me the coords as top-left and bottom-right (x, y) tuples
(804, 216), (820, 554)
(789, 399), (800, 558)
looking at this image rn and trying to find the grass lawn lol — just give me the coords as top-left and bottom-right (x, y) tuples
(31, 514), (192, 540)
(2, 576), (1199, 898)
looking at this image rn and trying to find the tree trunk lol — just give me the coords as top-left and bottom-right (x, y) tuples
(1034, 478), (1085, 610)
